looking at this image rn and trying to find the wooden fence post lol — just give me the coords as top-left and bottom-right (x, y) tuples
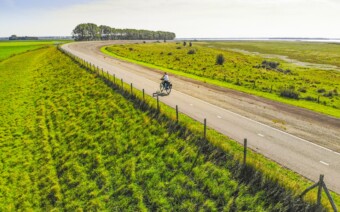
(176, 105), (179, 123)
(157, 95), (160, 112)
(244, 138), (247, 164)
(204, 118), (207, 139)
(322, 180), (338, 212)
(130, 83), (133, 95)
(300, 174), (337, 211)
(317, 174), (324, 206)
(300, 182), (319, 198)
(142, 89), (145, 101)
(121, 79), (123, 89)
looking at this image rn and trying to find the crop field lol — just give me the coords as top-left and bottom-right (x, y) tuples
(103, 42), (340, 117)
(0, 40), (64, 61)
(0, 44), (319, 210)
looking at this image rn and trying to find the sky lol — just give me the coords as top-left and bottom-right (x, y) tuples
(1, 0), (340, 38)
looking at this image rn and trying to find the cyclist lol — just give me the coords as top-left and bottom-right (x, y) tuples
(161, 72), (170, 89)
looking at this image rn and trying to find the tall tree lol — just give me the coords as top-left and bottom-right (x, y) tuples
(72, 23), (99, 41)
(99, 25), (112, 40)
(87, 23), (100, 40)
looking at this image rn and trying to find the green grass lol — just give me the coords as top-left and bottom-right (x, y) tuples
(0, 45), (317, 211)
(1, 42), (338, 210)
(102, 42), (340, 117)
(0, 40), (67, 61)
(76, 47), (340, 211)
(202, 41), (340, 67)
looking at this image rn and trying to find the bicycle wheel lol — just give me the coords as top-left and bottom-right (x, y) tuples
(165, 85), (171, 94)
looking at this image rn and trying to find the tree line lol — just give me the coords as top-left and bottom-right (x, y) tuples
(9, 35), (38, 40)
(72, 23), (176, 41)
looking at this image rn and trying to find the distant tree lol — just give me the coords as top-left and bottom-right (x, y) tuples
(216, 54), (225, 65)
(183, 41), (187, 46)
(9, 35), (17, 40)
(9, 34), (38, 40)
(189, 42), (192, 47)
(87, 23), (100, 40)
(99, 25), (112, 40)
(73, 24), (85, 41)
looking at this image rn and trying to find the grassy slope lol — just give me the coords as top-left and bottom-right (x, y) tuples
(0, 41), (66, 61)
(0, 46), (307, 210)
(102, 43), (340, 118)
(91, 46), (339, 210)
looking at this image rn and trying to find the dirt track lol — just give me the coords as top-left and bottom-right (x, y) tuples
(69, 41), (340, 153)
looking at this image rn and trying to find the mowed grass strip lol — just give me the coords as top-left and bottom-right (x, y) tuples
(103, 42), (340, 117)
(0, 46), (313, 210)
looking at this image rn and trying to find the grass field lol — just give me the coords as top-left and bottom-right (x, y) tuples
(0, 40), (65, 61)
(202, 41), (340, 68)
(0, 44), (311, 210)
(1, 42), (339, 210)
(103, 42), (340, 117)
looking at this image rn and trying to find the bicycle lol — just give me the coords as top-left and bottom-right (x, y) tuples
(160, 80), (172, 95)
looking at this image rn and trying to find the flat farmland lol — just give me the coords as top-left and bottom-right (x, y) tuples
(104, 42), (340, 117)
(203, 41), (340, 68)
(0, 41), (64, 61)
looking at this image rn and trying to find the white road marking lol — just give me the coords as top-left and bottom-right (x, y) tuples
(217, 115), (222, 119)
(173, 89), (340, 157)
(190, 104), (193, 106)
(320, 161), (329, 166)
(258, 133), (264, 137)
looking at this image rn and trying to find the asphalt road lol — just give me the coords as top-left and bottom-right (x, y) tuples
(62, 41), (340, 194)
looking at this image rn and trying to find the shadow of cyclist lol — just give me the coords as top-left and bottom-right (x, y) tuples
(153, 91), (169, 97)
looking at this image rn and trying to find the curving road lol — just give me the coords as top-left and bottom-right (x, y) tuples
(62, 41), (340, 194)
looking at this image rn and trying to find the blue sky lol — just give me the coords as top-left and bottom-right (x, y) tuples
(1, 0), (340, 38)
